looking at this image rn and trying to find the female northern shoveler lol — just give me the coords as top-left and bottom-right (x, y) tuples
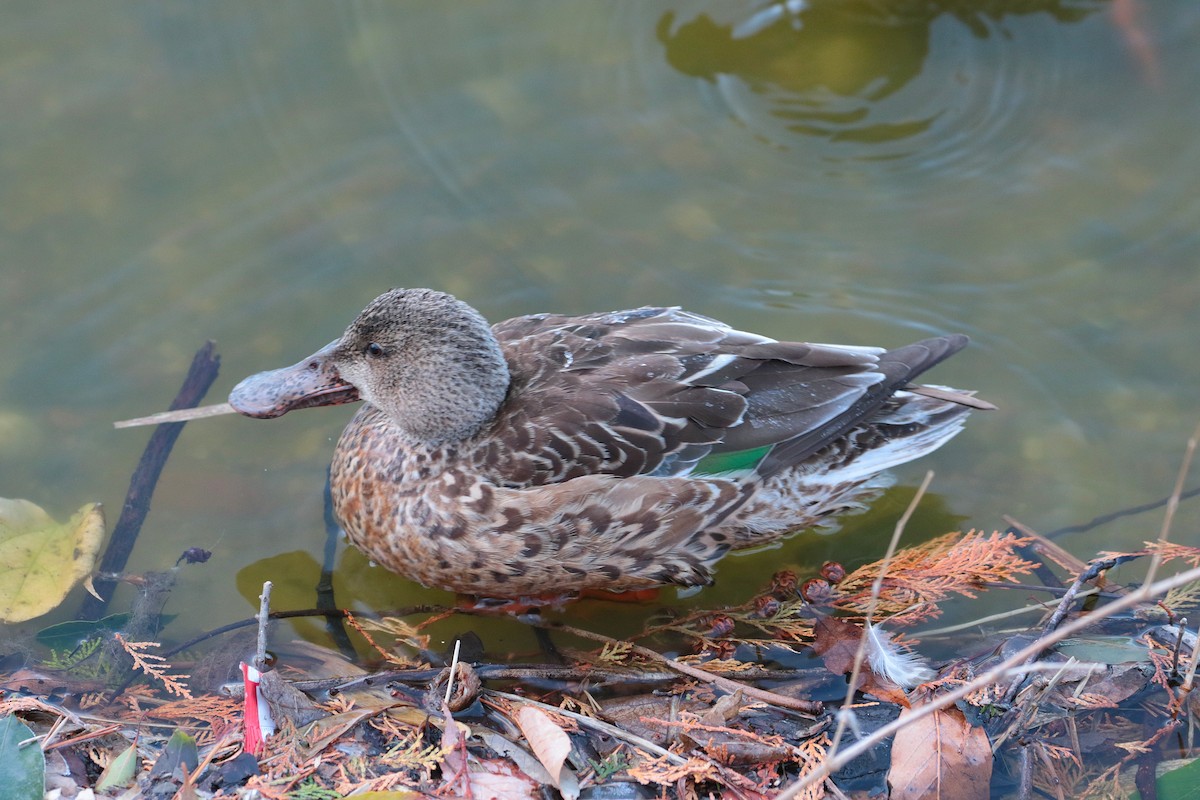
(229, 288), (988, 601)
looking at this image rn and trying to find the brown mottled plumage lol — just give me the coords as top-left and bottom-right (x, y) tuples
(230, 288), (989, 598)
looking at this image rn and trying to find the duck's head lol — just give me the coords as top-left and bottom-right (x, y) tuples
(229, 288), (511, 445)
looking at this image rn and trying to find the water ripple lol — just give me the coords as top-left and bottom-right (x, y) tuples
(647, 1), (1097, 189)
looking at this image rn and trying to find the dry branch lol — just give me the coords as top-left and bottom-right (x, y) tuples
(82, 341), (221, 619)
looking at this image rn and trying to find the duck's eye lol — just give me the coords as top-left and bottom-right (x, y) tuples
(365, 342), (385, 358)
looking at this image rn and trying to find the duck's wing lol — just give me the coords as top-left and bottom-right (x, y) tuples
(480, 307), (967, 485)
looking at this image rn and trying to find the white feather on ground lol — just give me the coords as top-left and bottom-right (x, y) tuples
(865, 623), (935, 689)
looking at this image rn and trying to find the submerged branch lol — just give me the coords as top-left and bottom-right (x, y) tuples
(544, 620), (823, 715)
(80, 341), (221, 620)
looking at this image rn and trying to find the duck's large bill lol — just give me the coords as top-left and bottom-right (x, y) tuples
(228, 340), (361, 419)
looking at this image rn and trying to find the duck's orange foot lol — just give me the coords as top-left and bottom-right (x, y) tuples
(580, 587), (661, 604)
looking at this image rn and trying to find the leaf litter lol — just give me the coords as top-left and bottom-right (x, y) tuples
(6, 506), (1200, 798)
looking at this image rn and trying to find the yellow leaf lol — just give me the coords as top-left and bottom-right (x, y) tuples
(0, 499), (105, 623)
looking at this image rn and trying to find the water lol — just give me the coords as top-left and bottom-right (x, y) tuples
(3, 1), (1199, 658)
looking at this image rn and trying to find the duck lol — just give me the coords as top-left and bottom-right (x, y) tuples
(229, 288), (989, 601)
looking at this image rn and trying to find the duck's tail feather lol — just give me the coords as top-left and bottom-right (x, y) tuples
(756, 335), (973, 478)
(788, 388), (972, 485)
(906, 384), (997, 411)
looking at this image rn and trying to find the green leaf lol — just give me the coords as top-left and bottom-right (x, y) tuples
(36, 612), (177, 651)
(1150, 757), (1200, 800)
(150, 729), (198, 780)
(36, 613), (132, 650)
(95, 742), (139, 791)
(0, 498), (105, 623)
(0, 714), (45, 800)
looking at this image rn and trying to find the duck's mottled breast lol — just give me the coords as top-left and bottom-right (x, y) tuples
(328, 405), (515, 584)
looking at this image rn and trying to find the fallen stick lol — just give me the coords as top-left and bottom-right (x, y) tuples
(545, 621), (823, 715)
(80, 341), (221, 620)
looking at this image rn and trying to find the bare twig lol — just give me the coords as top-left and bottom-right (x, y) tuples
(113, 402), (237, 429)
(158, 605), (443, 660)
(1146, 421), (1200, 587)
(1182, 627), (1200, 694)
(81, 341), (221, 620)
(829, 471), (933, 757)
(1038, 485), (1200, 541)
(487, 689), (688, 765)
(544, 622), (822, 715)
(254, 581), (273, 672)
(916, 587), (1102, 638)
(1017, 743), (1033, 800)
(1039, 557), (1122, 636)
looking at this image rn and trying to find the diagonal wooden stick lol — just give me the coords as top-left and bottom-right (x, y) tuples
(81, 341), (221, 619)
(113, 402), (236, 428)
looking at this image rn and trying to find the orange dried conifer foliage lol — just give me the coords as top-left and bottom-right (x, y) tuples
(626, 754), (720, 787)
(1107, 540), (1200, 567)
(112, 684), (159, 715)
(651, 713), (791, 748)
(625, 751), (775, 799)
(343, 612), (431, 667)
(642, 529), (1037, 651)
(1065, 692), (1121, 710)
(121, 693), (242, 748)
(1137, 542), (1200, 566)
(133, 693), (240, 723)
(113, 633), (192, 698)
(791, 734), (831, 800)
(243, 718), (328, 796)
(673, 656), (760, 674)
(832, 530), (1037, 625)
(1142, 633), (1178, 692)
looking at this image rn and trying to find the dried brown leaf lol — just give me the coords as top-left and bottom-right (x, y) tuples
(887, 705), (991, 800)
(811, 616), (908, 705)
(515, 705), (572, 788)
(465, 769), (540, 799)
(440, 700), (540, 799)
(139, 694), (240, 725)
(298, 707), (384, 760)
(600, 694), (708, 745)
